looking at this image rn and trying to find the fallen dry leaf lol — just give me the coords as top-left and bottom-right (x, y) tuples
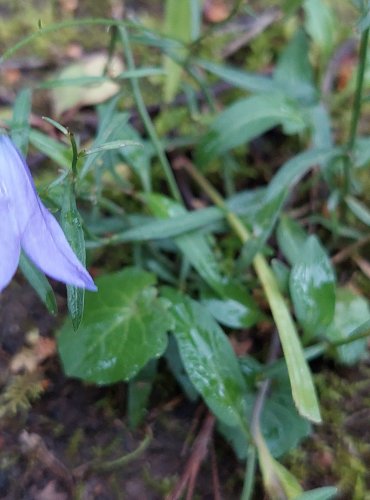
(10, 331), (56, 373)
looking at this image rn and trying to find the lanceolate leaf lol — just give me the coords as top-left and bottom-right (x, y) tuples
(19, 252), (57, 314)
(295, 486), (338, 500)
(163, 0), (193, 102)
(196, 58), (278, 94)
(277, 216), (310, 266)
(325, 288), (370, 365)
(146, 194), (261, 325)
(61, 181), (87, 330)
(11, 88), (32, 154)
(290, 236), (336, 338)
(58, 268), (172, 384)
(274, 29), (317, 104)
(163, 287), (249, 431)
(196, 94), (306, 166)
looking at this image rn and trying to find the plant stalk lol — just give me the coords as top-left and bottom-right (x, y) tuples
(344, 25), (369, 193)
(119, 27), (182, 203)
(184, 162), (321, 423)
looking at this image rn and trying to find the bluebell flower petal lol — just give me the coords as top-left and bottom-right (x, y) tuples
(0, 198), (21, 292)
(0, 134), (97, 292)
(21, 201), (97, 290)
(0, 135), (39, 234)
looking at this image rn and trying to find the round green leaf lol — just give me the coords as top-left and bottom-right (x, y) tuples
(58, 268), (172, 384)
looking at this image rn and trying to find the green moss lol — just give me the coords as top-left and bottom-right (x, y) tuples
(0, 0), (113, 58)
(66, 427), (85, 460)
(286, 368), (370, 496)
(142, 465), (176, 497)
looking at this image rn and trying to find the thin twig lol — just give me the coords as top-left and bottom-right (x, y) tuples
(73, 427), (152, 479)
(166, 413), (215, 500)
(331, 234), (370, 264)
(210, 439), (222, 500)
(222, 8), (282, 58)
(19, 431), (74, 491)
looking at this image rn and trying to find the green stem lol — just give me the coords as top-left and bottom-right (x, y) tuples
(118, 27), (181, 202)
(347, 27), (369, 152)
(0, 18), (134, 64)
(68, 131), (79, 180)
(240, 446), (256, 500)
(90, 429), (152, 472)
(189, 0), (245, 51)
(344, 26), (369, 193)
(185, 162), (321, 423)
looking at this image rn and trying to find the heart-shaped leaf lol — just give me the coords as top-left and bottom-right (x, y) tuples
(58, 268), (172, 384)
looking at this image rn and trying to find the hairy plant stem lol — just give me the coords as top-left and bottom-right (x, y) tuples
(343, 25), (369, 194)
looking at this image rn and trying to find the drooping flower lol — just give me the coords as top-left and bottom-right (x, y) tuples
(0, 134), (96, 292)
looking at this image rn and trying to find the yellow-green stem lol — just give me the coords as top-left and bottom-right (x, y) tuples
(185, 162), (321, 423)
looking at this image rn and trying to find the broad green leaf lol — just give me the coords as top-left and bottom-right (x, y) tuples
(219, 367), (310, 459)
(196, 58), (278, 93)
(271, 259), (290, 293)
(165, 335), (199, 401)
(145, 193), (223, 290)
(202, 282), (262, 329)
(19, 253), (57, 315)
(146, 194), (261, 325)
(358, 6), (370, 31)
(290, 236), (336, 337)
(11, 88), (32, 154)
(307, 104), (333, 150)
(325, 288), (370, 365)
(58, 268), (172, 384)
(269, 148), (339, 195)
(260, 400), (310, 458)
(163, 288), (249, 430)
(163, 0), (194, 102)
(112, 206), (222, 242)
(196, 94), (306, 166)
(277, 216), (311, 266)
(346, 195), (370, 226)
(295, 486), (338, 500)
(61, 181), (86, 330)
(112, 187), (283, 246)
(274, 29), (317, 104)
(354, 136), (370, 167)
(249, 187), (287, 247)
(304, 0), (336, 56)
(146, 194), (226, 293)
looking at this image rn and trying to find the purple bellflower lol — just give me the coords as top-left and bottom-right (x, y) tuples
(0, 134), (96, 292)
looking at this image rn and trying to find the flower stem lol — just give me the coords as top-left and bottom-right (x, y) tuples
(184, 162), (321, 422)
(118, 27), (182, 203)
(240, 446), (256, 500)
(344, 25), (369, 193)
